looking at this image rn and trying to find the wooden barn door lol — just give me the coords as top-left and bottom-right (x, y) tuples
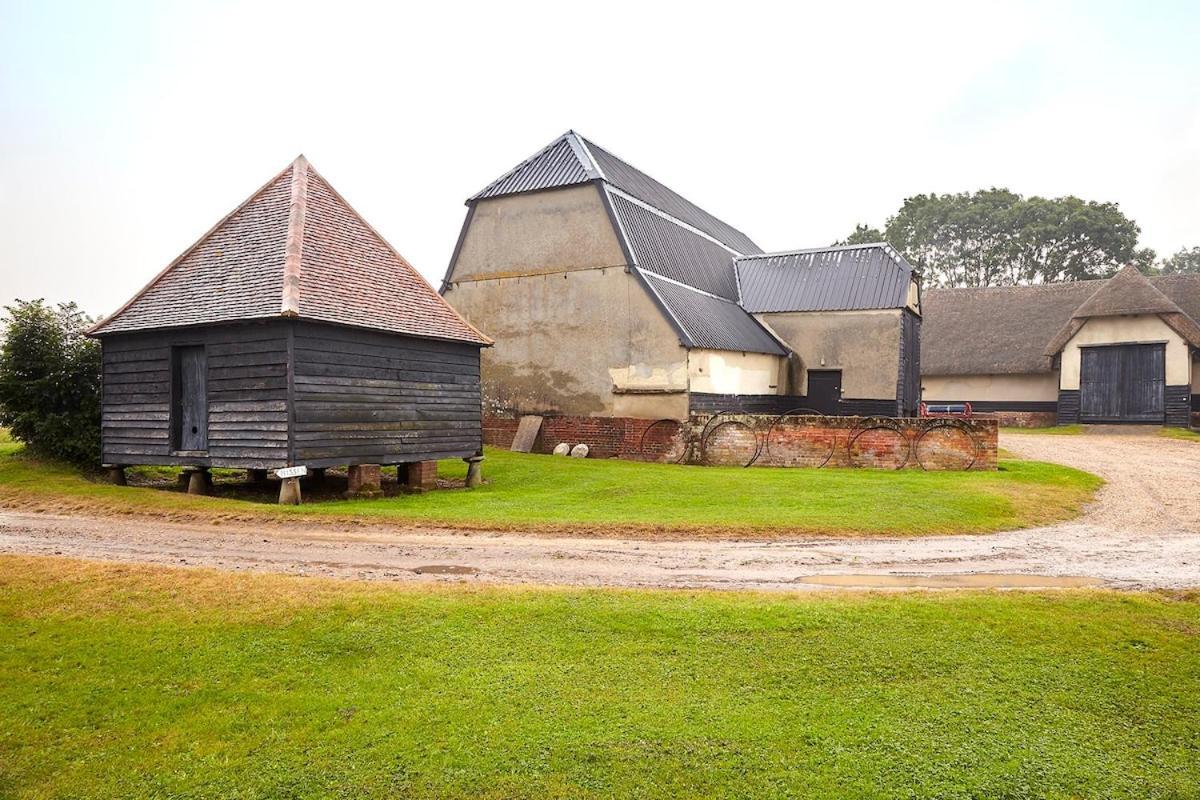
(173, 345), (208, 451)
(1079, 344), (1164, 423)
(807, 370), (842, 415)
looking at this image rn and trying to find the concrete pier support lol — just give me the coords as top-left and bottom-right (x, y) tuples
(185, 467), (210, 496)
(278, 477), (302, 505)
(464, 456), (484, 489)
(105, 466), (127, 486)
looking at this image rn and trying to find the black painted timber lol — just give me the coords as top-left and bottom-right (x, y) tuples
(1165, 385), (1191, 428)
(98, 319), (485, 469)
(290, 321), (482, 468)
(1056, 389), (1081, 425)
(100, 321), (292, 468)
(898, 309), (921, 417)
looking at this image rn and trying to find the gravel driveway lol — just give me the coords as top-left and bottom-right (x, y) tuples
(1, 428), (1197, 590)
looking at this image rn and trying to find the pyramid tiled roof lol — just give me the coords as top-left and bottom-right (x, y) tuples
(90, 157), (490, 346)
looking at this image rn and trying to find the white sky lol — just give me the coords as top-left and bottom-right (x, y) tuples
(2, 0), (1198, 317)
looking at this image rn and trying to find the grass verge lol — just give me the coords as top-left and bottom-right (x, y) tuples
(1000, 424), (1084, 435)
(0, 436), (1100, 536)
(1161, 427), (1200, 443)
(0, 556), (1197, 798)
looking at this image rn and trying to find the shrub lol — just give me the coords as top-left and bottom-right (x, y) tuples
(0, 300), (101, 466)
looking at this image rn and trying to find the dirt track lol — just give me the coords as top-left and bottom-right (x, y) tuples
(1, 430), (1197, 590)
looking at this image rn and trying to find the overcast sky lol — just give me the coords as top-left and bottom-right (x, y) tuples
(2, 0), (1198, 317)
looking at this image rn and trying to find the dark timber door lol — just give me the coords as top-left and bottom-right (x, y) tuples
(1079, 343), (1165, 423)
(807, 370), (842, 415)
(174, 346), (208, 451)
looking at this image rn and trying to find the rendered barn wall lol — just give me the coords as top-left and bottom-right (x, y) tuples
(445, 187), (689, 420)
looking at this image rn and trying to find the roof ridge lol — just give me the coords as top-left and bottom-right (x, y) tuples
(606, 185), (744, 257)
(581, 135), (760, 253)
(736, 242), (892, 260)
(88, 157), (298, 335)
(468, 131), (587, 202)
(280, 155), (309, 317)
(565, 131), (604, 180)
(637, 267), (740, 304)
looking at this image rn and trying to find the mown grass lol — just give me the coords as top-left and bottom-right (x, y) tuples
(0, 556), (1197, 799)
(1161, 427), (1200, 443)
(1000, 424), (1084, 436)
(0, 436), (1101, 536)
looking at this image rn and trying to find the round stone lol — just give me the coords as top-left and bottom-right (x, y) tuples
(570, 444), (590, 458)
(552, 443), (572, 456)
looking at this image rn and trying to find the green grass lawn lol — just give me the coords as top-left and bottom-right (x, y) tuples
(1, 557), (1197, 799)
(1161, 427), (1200, 443)
(1000, 424), (1084, 435)
(0, 436), (1101, 536)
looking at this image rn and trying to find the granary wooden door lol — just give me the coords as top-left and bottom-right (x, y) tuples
(1079, 343), (1164, 423)
(174, 346), (208, 451)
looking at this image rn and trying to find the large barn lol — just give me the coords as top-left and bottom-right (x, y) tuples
(922, 266), (1200, 428)
(89, 156), (491, 494)
(440, 131), (921, 451)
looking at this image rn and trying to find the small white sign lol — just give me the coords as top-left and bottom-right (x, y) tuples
(275, 465), (308, 479)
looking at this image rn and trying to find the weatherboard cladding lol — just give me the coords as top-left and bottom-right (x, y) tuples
(641, 272), (784, 355)
(736, 246), (913, 313)
(470, 137), (592, 201)
(609, 192), (740, 300)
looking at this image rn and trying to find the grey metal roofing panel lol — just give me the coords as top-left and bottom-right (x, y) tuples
(583, 137), (762, 255)
(640, 271), (785, 355)
(736, 245), (913, 313)
(470, 136), (592, 201)
(609, 192), (739, 300)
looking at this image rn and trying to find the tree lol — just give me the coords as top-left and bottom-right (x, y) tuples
(1160, 246), (1200, 275)
(0, 300), (101, 466)
(835, 224), (885, 246)
(843, 189), (1154, 287)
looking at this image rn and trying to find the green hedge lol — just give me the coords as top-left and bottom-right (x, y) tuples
(0, 300), (101, 466)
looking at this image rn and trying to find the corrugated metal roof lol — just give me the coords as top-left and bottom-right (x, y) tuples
(609, 191), (740, 300)
(583, 137), (761, 255)
(736, 244), (914, 313)
(468, 131), (761, 255)
(470, 135), (593, 201)
(640, 272), (785, 355)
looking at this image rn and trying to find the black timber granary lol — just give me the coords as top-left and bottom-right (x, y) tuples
(88, 156), (492, 473)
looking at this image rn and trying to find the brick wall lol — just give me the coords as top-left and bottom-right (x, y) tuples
(985, 411), (1058, 428)
(689, 414), (997, 471)
(483, 414), (675, 459)
(485, 413), (997, 470)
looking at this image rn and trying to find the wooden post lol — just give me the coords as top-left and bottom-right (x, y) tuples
(464, 456), (484, 488)
(278, 477), (302, 505)
(105, 466), (127, 486)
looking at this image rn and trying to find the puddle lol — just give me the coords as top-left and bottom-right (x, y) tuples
(411, 564), (480, 575)
(796, 573), (1102, 589)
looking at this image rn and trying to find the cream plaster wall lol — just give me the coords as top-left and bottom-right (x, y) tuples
(922, 373), (1059, 402)
(757, 309), (901, 398)
(687, 349), (786, 395)
(451, 185), (626, 281)
(1059, 315), (1191, 390)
